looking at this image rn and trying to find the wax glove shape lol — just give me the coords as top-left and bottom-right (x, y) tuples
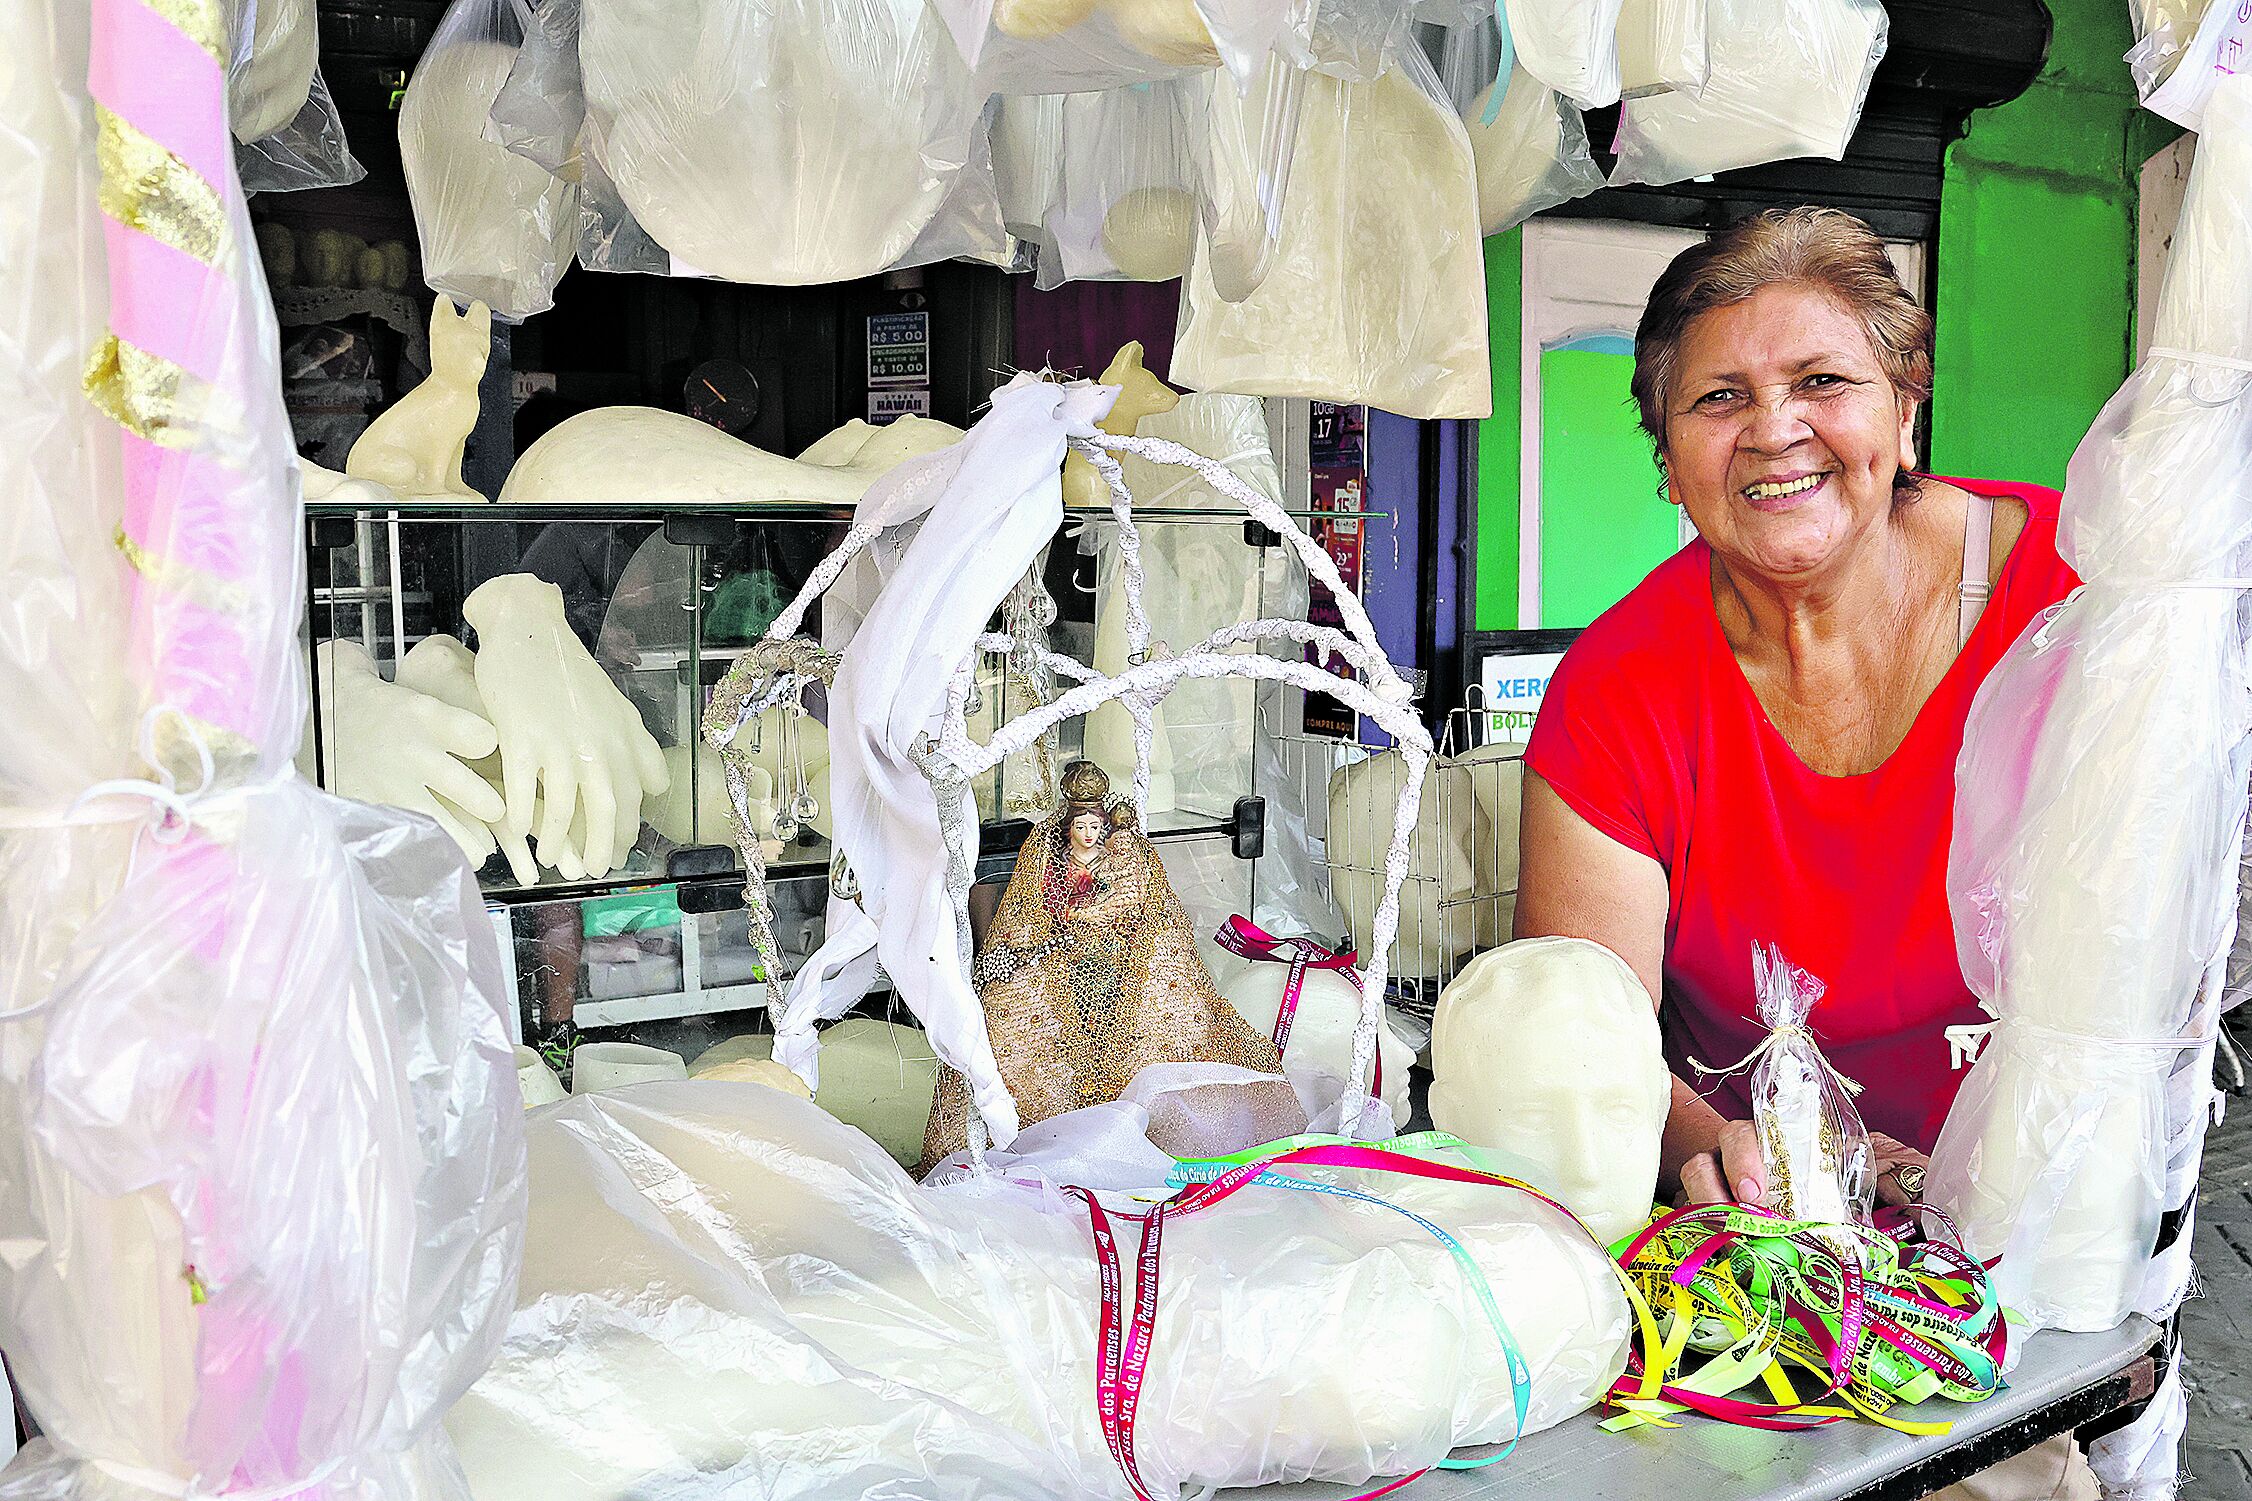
(463, 574), (670, 879)
(312, 638), (507, 863)
(398, 633), (544, 885)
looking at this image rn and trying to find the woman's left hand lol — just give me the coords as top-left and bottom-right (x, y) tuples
(1870, 1131), (1931, 1208)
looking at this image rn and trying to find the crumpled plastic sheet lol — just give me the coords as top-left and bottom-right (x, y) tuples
(0, 0), (525, 1492)
(571, 0), (1012, 283)
(1436, 18), (1603, 236)
(1501, 0), (1626, 108)
(1930, 77), (2252, 1344)
(401, 0), (578, 320)
(224, 0), (366, 192)
(1173, 45), (1491, 420)
(448, 1082), (1629, 1501)
(932, 0), (1309, 92)
(1609, 0), (1887, 188)
(1021, 74), (1207, 286)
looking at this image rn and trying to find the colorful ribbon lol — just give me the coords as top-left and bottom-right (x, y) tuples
(1603, 1200), (2005, 1436)
(1215, 915), (1383, 1103)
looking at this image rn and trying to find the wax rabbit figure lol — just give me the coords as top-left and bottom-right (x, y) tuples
(346, 297), (492, 501)
(462, 574), (672, 879)
(1430, 937), (1671, 1246)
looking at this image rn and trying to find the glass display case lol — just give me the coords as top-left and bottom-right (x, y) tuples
(300, 493), (1377, 1069)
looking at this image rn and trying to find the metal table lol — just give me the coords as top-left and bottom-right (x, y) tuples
(1234, 1318), (2162, 1501)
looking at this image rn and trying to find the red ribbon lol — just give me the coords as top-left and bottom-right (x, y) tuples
(1215, 916), (1384, 1104)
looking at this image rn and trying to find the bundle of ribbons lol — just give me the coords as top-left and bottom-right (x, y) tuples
(1605, 1202), (2006, 1435)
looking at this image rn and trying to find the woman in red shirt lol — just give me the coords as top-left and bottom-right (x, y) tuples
(1518, 207), (2081, 1219)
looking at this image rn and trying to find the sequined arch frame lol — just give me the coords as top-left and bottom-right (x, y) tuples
(701, 429), (1436, 1144)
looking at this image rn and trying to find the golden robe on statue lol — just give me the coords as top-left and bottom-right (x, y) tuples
(918, 761), (1284, 1172)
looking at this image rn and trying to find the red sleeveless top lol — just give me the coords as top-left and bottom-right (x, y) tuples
(1523, 478), (2081, 1151)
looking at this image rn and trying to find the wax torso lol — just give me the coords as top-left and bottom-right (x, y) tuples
(497, 407), (963, 505)
(1429, 937), (1669, 1246)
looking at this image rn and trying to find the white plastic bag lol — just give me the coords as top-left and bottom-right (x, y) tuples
(1610, 0), (1887, 188)
(1174, 51), (1492, 420)
(450, 1084), (1631, 1501)
(2127, 0), (2216, 101)
(578, 0), (1007, 284)
(1502, 0), (1625, 108)
(1193, 52), (1310, 302)
(1616, 0), (1709, 97)
(401, 0), (579, 320)
(1034, 76), (1205, 286)
(225, 0), (366, 192)
(1439, 20), (1603, 235)
(933, 0), (1310, 91)
(2141, 0), (2252, 131)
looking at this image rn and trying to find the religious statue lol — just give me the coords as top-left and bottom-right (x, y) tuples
(918, 760), (1286, 1171)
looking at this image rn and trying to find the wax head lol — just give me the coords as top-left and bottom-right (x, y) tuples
(1429, 937), (1668, 1245)
(1068, 810), (1108, 858)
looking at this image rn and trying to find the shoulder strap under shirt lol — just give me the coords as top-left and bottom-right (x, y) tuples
(1958, 494), (1995, 650)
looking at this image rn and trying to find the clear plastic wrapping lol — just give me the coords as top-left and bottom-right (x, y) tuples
(1438, 20), (1604, 236)
(401, 0), (579, 320)
(1615, 0), (1709, 97)
(1033, 75), (1206, 285)
(225, 0), (366, 192)
(1930, 76), (2252, 1338)
(1501, 0), (1626, 108)
(1744, 942), (1873, 1227)
(0, 0), (525, 1491)
(929, 0), (1222, 92)
(1173, 50), (1492, 420)
(576, 0), (1008, 284)
(1609, 0), (1886, 188)
(450, 1084), (1630, 1501)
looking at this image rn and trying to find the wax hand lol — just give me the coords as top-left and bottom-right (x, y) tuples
(312, 638), (507, 864)
(1870, 1131), (1930, 1208)
(463, 573), (670, 879)
(1676, 1118), (1768, 1209)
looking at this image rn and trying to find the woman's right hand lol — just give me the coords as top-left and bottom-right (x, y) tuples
(1675, 1118), (1769, 1208)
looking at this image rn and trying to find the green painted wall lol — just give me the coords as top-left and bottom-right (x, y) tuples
(1475, 229), (1523, 631)
(1538, 347), (1673, 628)
(1928, 0), (2175, 486)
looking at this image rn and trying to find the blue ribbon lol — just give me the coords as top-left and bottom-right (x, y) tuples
(1479, 1), (1516, 127)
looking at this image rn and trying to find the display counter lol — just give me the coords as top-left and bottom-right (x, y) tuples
(1235, 1319), (2163, 1501)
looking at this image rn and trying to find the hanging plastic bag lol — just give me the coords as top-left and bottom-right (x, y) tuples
(1615, 0), (1709, 97)
(1034, 75), (1206, 286)
(577, 0), (1006, 284)
(931, 0), (1310, 92)
(1727, 942), (1874, 1227)
(1174, 49), (1491, 419)
(2128, 0), (2215, 100)
(2142, 0), (2252, 130)
(225, 0), (366, 192)
(402, 0), (579, 321)
(1610, 0), (1887, 188)
(1194, 52), (1309, 302)
(1439, 18), (1603, 236)
(1502, 0), (1625, 108)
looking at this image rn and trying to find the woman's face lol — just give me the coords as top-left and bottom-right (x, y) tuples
(1660, 283), (1918, 586)
(1068, 811), (1106, 855)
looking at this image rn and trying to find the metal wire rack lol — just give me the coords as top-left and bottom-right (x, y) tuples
(1270, 685), (1527, 1021)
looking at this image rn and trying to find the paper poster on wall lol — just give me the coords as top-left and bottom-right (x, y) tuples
(1478, 651), (1565, 743)
(1305, 402), (1367, 739)
(868, 388), (932, 425)
(866, 311), (930, 387)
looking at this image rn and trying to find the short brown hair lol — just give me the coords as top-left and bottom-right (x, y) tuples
(1631, 207), (1933, 460)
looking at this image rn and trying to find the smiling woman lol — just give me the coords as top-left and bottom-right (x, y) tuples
(1512, 212), (2098, 1499)
(1510, 206), (2083, 1202)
